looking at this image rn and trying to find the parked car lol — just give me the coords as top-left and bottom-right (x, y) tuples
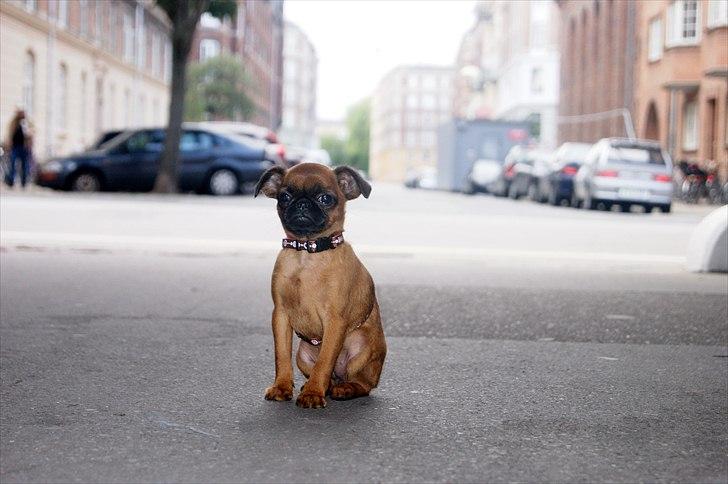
(533, 142), (592, 205)
(284, 146), (309, 166)
(194, 121), (286, 166)
(507, 149), (551, 200)
(464, 159), (501, 194)
(404, 166), (437, 190)
(90, 130), (124, 150)
(485, 145), (529, 196)
(36, 126), (275, 195)
(572, 138), (673, 212)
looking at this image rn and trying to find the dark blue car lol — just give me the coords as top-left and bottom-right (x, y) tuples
(36, 125), (276, 195)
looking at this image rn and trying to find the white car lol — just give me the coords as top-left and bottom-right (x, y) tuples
(572, 138), (673, 212)
(465, 159), (502, 194)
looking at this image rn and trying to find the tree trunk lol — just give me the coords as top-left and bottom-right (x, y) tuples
(153, 0), (208, 193)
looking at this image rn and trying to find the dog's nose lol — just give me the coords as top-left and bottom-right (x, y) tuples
(293, 198), (313, 213)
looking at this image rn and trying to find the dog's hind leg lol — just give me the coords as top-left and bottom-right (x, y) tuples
(330, 305), (386, 401)
(330, 348), (385, 400)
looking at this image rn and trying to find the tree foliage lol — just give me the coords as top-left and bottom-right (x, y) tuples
(320, 135), (346, 166)
(185, 55), (254, 121)
(342, 99), (370, 173)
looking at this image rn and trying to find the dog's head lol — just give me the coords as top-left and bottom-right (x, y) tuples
(255, 163), (371, 239)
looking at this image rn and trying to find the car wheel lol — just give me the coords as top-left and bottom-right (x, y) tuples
(643, 204), (653, 213)
(70, 172), (101, 192)
(620, 202), (632, 213)
(658, 203), (671, 213)
(463, 180), (476, 195)
(208, 169), (239, 196)
(508, 182), (520, 200)
(527, 183), (539, 202)
(548, 188), (560, 206)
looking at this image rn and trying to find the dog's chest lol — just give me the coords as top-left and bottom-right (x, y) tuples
(275, 265), (332, 334)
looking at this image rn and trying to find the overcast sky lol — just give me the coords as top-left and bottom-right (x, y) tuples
(284, 0), (477, 121)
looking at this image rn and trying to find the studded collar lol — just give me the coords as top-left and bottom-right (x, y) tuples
(282, 233), (344, 253)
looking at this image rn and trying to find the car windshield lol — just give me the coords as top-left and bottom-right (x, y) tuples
(561, 144), (592, 163)
(608, 145), (665, 165)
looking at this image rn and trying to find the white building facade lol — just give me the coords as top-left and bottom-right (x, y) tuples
(279, 21), (317, 149)
(492, 0), (560, 150)
(0, 0), (171, 160)
(370, 65), (454, 182)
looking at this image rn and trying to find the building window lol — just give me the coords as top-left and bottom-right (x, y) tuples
(79, 0), (88, 37)
(666, 0), (700, 47)
(95, 1), (103, 44)
(57, 64), (68, 128)
(406, 94), (418, 109)
(199, 38), (220, 61)
(648, 17), (663, 61)
(530, 67), (544, 94)
(57, 0), (69, 28)
(80, 71), (87, 137)
(138, 94), (146, 124)
(151, 30), (161, 76)
(153, 99), (160, 124)
(421, 94), (436, 110)
(682, 99), (698, 151)
(405, 132), (417, 148)
(124, 89), (131, 126)
(707, 0), (728, 27)
(164, 41), (172, 83)
(22, 51), (35, 116)
(422, 75), (436, 90)
(123, 9), (135, 63)
(200, 12), (222, 28)
(108, 83), (116, 127)
(24, 0), (36, 12)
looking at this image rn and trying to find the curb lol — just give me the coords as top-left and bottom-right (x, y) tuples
(686, 205), (728, 273)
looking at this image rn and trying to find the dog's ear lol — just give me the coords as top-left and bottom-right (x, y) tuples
(255, 166), (286, 198)
(334, 166), (371, 200)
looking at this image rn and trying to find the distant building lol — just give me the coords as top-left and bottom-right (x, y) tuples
(315, 119), (347, 144)
(634, 0), (727, 177)
(0, 0), (171, 159)
(370, 65), (454, 182)
(189, 0), (284, 130)
(453, 1), (502, 120)
(556, 0), (638, 144)
(453, 1), (559, 149)
(279, 21), (317, 149)
(493, 0), (560, 150)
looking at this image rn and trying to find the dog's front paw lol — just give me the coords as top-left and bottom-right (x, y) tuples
(264, 384), (293, 402)
(296, 392), (327, 409)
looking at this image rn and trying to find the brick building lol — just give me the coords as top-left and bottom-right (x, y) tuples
(556, 0), (638, 144)
(0, 0), (171, 159)
(189, 0), (283, 130)
(635, 0), (727, 176)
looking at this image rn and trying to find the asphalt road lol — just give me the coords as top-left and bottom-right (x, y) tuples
(1, 186), (726, 483)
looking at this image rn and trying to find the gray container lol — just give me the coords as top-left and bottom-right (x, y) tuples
(437, 119), (531, 192)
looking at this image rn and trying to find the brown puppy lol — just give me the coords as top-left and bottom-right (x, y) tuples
(255, 163), (386, 409)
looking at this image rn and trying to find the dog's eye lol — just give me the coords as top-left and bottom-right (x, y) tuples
(278, 192), (292, 204)
(317, 193), (335, 206)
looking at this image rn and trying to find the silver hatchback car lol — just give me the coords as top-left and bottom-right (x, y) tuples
(572, 138), (673, 213)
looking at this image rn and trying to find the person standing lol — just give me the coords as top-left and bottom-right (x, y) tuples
(4, 109), (33, 188)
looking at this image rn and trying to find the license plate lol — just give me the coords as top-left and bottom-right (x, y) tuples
(618, 189), (649, 199)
